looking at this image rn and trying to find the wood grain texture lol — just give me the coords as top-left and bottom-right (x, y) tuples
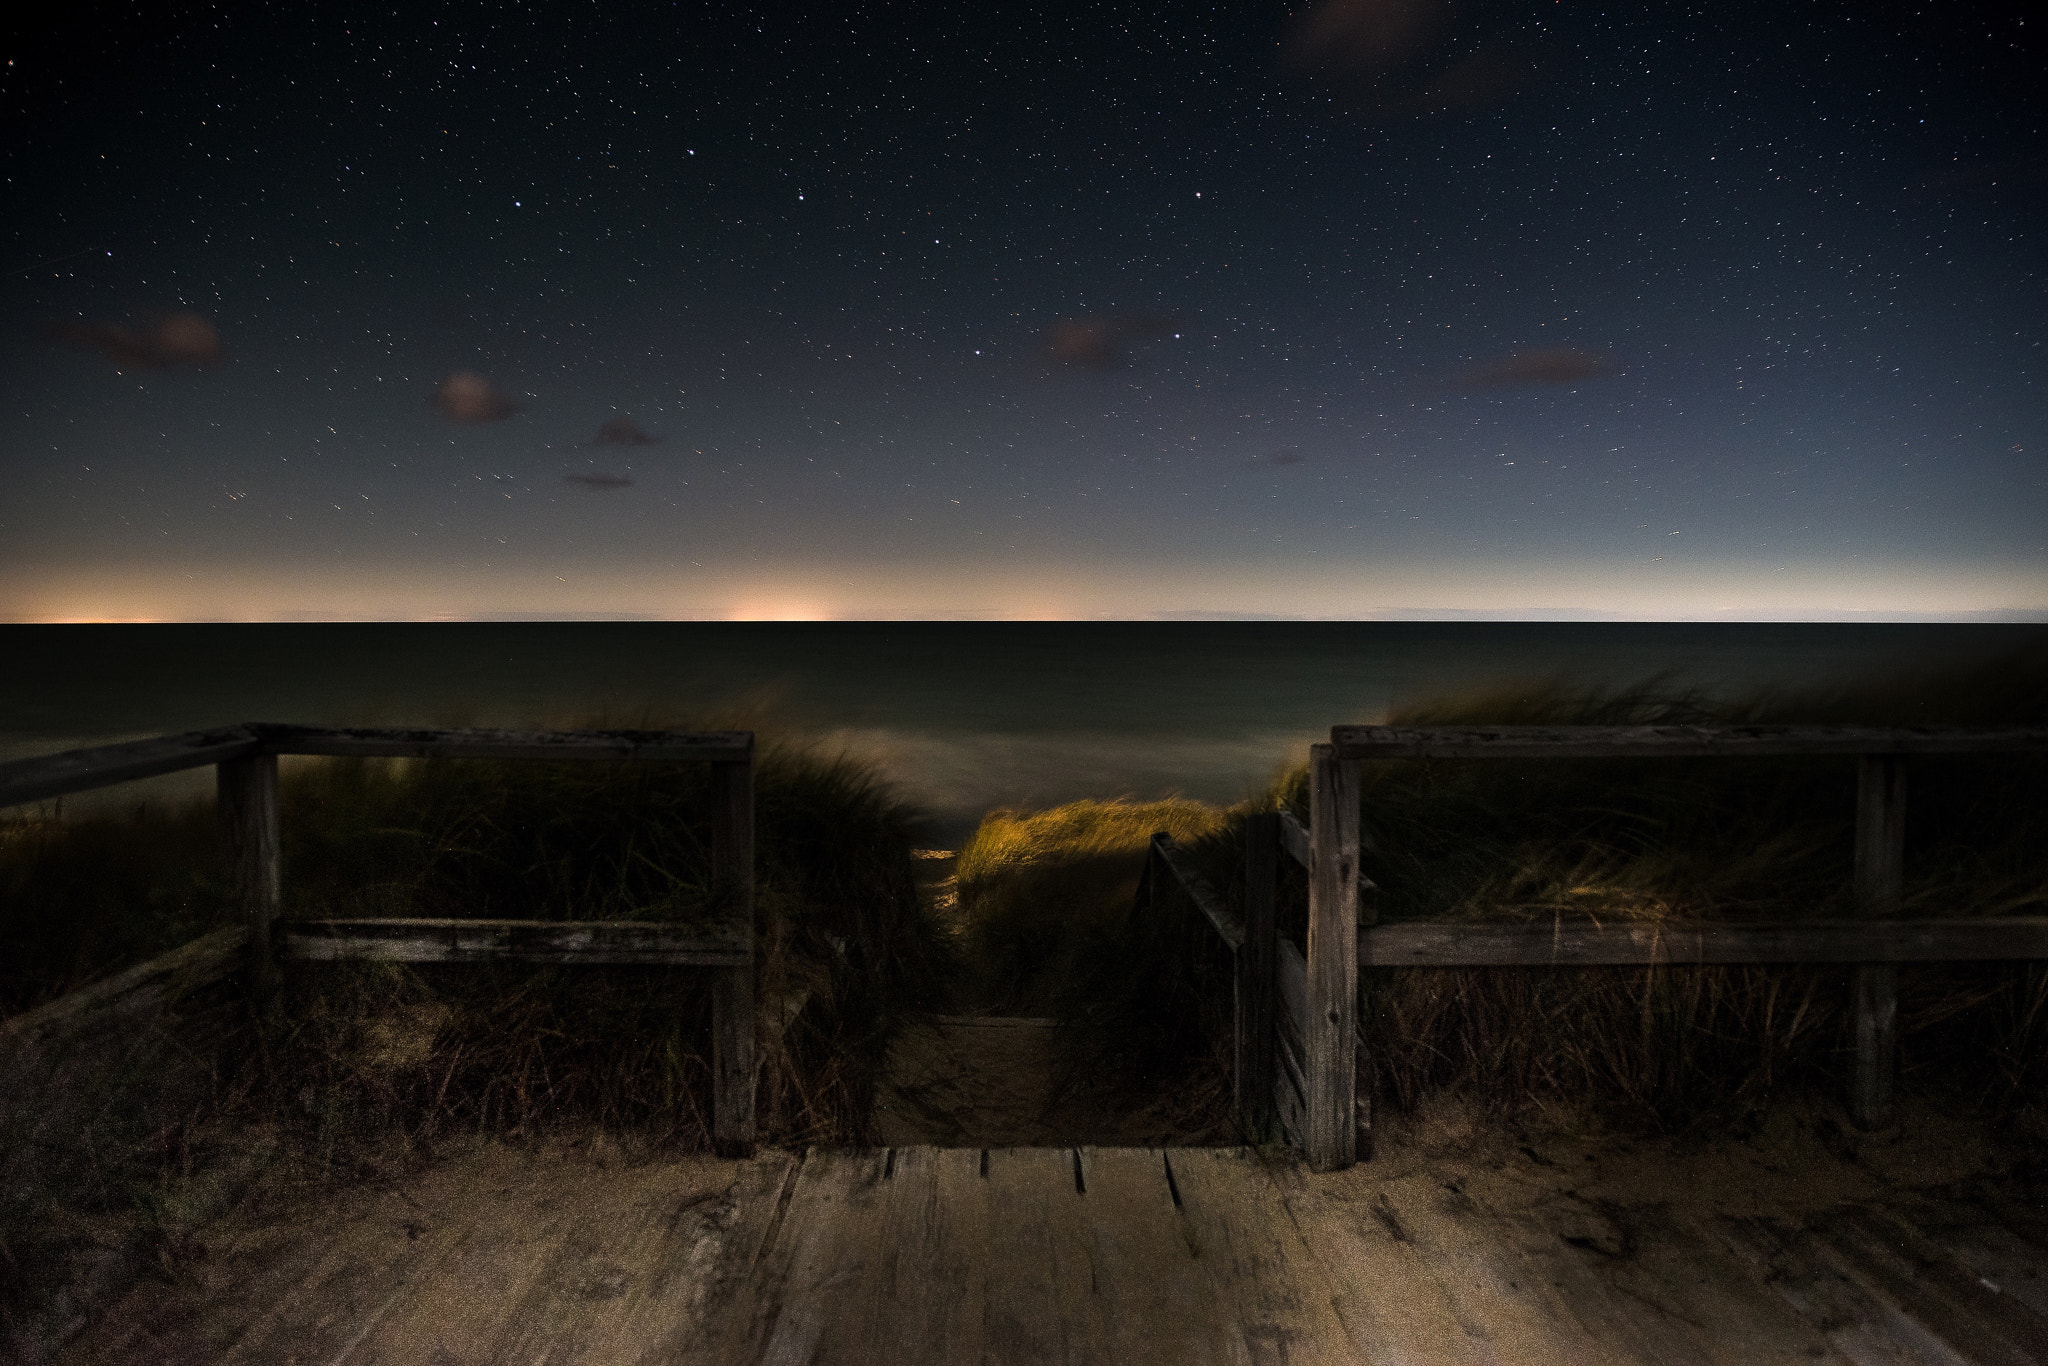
(248, 722), (753, 762)
(1356, 917), (2048, 967)
(1277, 808), (1313, 870)
(1304, 745), (1359, 1171)
(1275, 808), (1377, 907)
(278, 917), (750, 966)
(0, 727), (260, 808)
(1331, 722), (2048, 760)
(60, 1145), (2048, 1365)
(1152, 833), (1244, 950)
(218, 751), (281, 1004)
(1238, 813), (1277, 1143)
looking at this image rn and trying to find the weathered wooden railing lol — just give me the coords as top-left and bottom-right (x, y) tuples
(1255, 724), (2048, 1172)
(0, 723), (759, 1155)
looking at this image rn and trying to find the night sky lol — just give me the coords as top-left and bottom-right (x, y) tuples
(4, 1), (2043, 621)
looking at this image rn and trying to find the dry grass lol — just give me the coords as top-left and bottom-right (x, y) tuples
(954, 798), (1240, 1136)
(1267, 646), (2048, 1129)
(0, 730), (946, 1341)
(956, 798), (1227, 1014)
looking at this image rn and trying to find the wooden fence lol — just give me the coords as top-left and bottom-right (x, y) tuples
(1143, 724), (2048, 1172)
(0, 723), (759, 1156)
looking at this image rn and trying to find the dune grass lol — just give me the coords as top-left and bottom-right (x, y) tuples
(1272, 645), (2048, 1129)
(955, 798), (1228, 1013)
(947, 645), (2048, 1140)
(0, 729), (945, 1339)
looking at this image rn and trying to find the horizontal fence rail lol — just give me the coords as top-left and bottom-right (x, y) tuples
(0, 724), (759, 1156)
(1331, 723), (2048, 761)
(0, 728), (262, 807)
(1358, 917), (2048, 967)
(251, 723), (754, 764)
(1150, 834), (1243, 951)
(1288, 722), (2048, 1172)
(280, 918), (752, 968)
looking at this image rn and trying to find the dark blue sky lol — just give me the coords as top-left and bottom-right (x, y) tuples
(4, 0), (2043, 620)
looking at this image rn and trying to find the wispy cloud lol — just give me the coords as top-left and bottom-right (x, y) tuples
(1040, 314), (1178, 372)
(584, 417), (660, 446)
(48, 311), (223, 369)
(431, 371), (520, 422)
(1453, 346), (1614, 389)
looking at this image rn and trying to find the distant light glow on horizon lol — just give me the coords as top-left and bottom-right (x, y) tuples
(8, 556), (2044, 625)
(2, 2), (2041, 622)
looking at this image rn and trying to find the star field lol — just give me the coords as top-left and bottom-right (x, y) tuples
(3, 0), (2043, 619)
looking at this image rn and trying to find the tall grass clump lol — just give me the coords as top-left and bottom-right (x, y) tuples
(956, 798), (1228, 1013)
(955, 798), (1241, 1134)
(1270, 644), (2048, 1129)
(265, 737), (945, 1157)
(1, 727), (944, 1337)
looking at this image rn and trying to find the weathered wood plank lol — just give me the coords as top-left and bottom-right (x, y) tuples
(844, 1146), (988, 1366)
(1071, 1149), (1238, 1364)
(218, 751), (281, 1004)
(728, 1149), (899, 1364)
(1816, 1206), (2048, 1365)
(1164, 1148), (1358, 1366)
(1273, 1070), (1306, 1151)
(1355, 917), (2048, 967)
(1276, 807), (1379, 908)
(469, 1161), (782, 1366)
(710, 757), (757, 1159)
(0, 727), (259, 808)
(1851, 754), (1907, 1129)
(1237, 813), (1278, 1143)
(1277, 807), (1313, 870)
(1276, 939), (1309, 1056)
(615, 1153), (805, 1366)
(278, 918), (750, 966)
(1153, 833), (1243, 950)
(1304, 744), (1359, 1171)
(1331, 722), (2048, 760)
(0, 925), (247, 1061)
(1278, 1162), (1601, 1362)
(974, 1147), (1105, 1365)
(247, 722), (753, 762)
(1714, 1213), (1979, 1366)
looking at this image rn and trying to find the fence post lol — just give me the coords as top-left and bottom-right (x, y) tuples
(1851, 754), (1906, 1128)
(711, 753), (757, 1157)
(218, 751), (280, 1007)
(1238, 812), (1279, 1143)
(1305, 744), (1359, 1170)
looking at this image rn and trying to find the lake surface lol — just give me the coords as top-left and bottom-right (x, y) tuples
(5, 622), (2039, 840)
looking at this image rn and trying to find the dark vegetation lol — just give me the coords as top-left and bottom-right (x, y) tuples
(954, 644), (2048, 1138)
(1, 732), (943, 1338)
(4, 645), (2045, 1338)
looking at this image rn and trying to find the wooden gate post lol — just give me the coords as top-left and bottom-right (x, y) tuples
(218, 751), (280, 1007)
(1851, 754), (1906, 1128)
(1305, 744), (1360, 1170)
(711, 753), (757, 1157)
(1237, 812), (1279, 1143)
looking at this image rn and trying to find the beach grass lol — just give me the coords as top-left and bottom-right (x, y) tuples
(946, 644), (2048, 1138)
(0, 728), (944, 1338)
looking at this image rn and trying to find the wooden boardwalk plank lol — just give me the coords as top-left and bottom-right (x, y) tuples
(1071, 1147), (1237, 1365)
(57, 1144), (2048, 1366)
(1285, 1163), (1646, 1364)
(1166, 1147), (1360, 1366)
(1713, 1214), (1981, 1366)
(729, 1148), (895, 1365)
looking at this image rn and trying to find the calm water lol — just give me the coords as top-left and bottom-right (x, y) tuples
(6, 623), (2040, 840)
